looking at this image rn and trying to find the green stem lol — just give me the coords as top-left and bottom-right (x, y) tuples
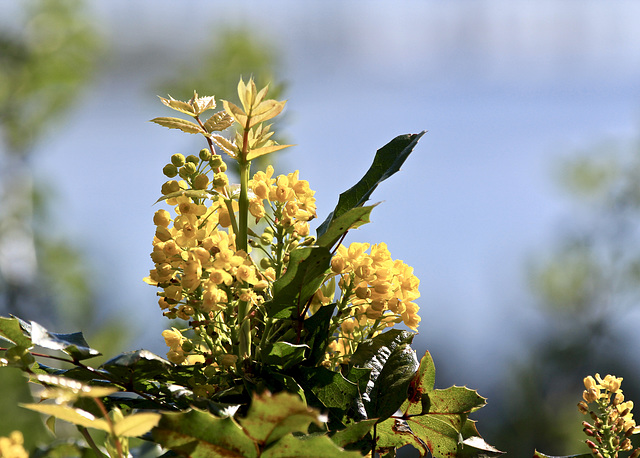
(79, 427), (109, 458)
(238, 158), (250, 253)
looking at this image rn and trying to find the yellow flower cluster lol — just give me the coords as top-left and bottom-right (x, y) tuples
(579, 373), (640, 457)
(145, 186), (267, 317)
(324, 242), (421, 364)
(331, 242), (421, 330)
(249, 165), (317, 231)
(0, 431), (28, 458)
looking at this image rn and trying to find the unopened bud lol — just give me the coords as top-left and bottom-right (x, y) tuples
(163, 163), (178, 177)
(209, 154), (223, 168)
(217, 354), (238, 367)
(193, 174), (210, 190)
(260, 257), (271, 269)
(212, 172), (228, 187)
(186, 154), (200, 165)
(180, 162), (197, 177)
(161, 180), (181, 195)
(199, 148), (212, 161)
(171, 153), (186, 167)
(181, 341), (194, 352)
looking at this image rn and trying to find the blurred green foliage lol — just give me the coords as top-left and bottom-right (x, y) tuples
(482, 136), (640, 455)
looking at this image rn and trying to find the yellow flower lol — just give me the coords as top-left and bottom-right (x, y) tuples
(0, 431), (28, 458)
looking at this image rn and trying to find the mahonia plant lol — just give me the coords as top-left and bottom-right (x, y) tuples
(145, 80), (422, 374)
(578, 374), (640, 458)
(0, 78), (511, 457)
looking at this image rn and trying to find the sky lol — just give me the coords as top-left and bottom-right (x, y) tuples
(3, 0), (640, 394)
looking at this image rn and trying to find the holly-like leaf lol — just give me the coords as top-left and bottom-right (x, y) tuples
(262, 433), (363, 458)
(317, 132), (425, 239)
(375, 351), (496, 458)
(203, 111), (233, 132)
(26, 320), (100, 360)
(350, 330), (418, 421)
(150, 116), (204, 134)
(265, 246), (332, 319)
(239, 391), (324, 446)
(153, 408), (257, 457)
(0, 316), (32, 348)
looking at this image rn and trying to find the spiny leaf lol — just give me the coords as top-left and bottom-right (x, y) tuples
(262, 433), (363, 457)
(0, 316), (32, 348)
(153, 409), (256, 457)
(317, 132), (425, 239)
(239, 391), (324, 445)
(330, 419), (377, 448)
(375, 351), (495, 458)
(150, 116), (204, 134)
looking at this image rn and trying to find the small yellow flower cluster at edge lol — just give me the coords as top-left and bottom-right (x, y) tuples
(579, 373), (640, 456)
(0, 431), (28, 458)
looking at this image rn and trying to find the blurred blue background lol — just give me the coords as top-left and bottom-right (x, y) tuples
(2, 0), (640, 454)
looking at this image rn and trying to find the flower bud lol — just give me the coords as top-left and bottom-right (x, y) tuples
(186, 154), (200, 165)
(161, 180), (181, 195)
(199, 148), (212, 161)
(181, 340), (194, 352)
(260, 257), (271, 269)
(163, 163), (178, 178)
(213, 172), (228, 187)
(180, 162), (197, 177)
(260, 233), (273, 246)
(193, 174), (210, 190)
(209, 154), (223, 168)
(171, 153), (186, 167)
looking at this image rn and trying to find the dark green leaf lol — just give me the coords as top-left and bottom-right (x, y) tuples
(100, 350), (172, 385)
(266, 247), (332, 319)
(302, 303), (337, 366)
(27, 320), (100, 360)
(261, 342), (308, 370)
(316, 205), (376, 250)
(298, 366), (360, 426)
(0, 316), (31, 347)
(317, 132), (425, 239)
(350, 330), (418, 421)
